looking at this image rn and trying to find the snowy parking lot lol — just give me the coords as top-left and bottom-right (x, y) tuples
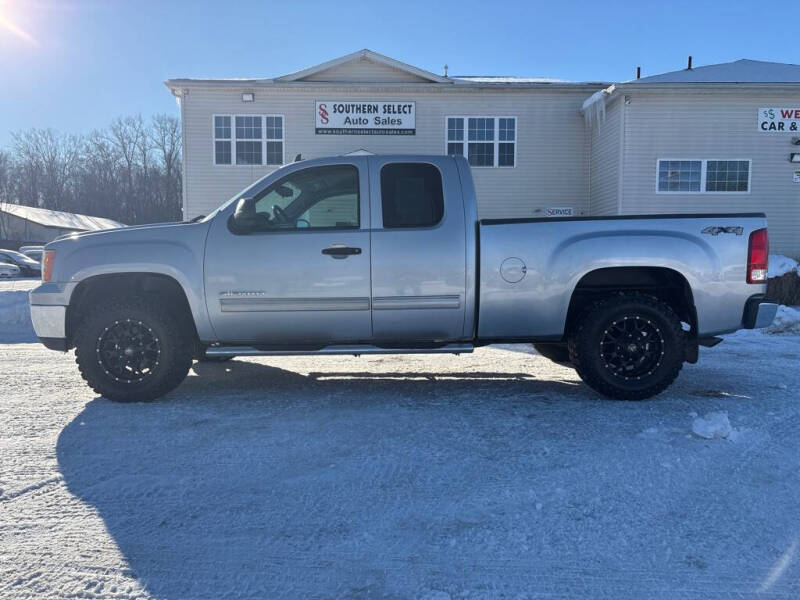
(1, 321), (800, 598)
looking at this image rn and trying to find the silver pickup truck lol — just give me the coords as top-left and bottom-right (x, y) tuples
(30, 155), (777, 402)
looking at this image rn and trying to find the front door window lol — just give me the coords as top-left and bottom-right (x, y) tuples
(251, 165), (360, 230)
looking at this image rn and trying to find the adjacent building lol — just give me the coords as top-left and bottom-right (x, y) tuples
(0, 203), (124, 246)
(166, 50), (800, 254)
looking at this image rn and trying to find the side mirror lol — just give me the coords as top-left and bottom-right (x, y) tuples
(228, 197), (258, 234)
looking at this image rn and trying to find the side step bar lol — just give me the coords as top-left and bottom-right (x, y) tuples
(205, 343), (475, 358)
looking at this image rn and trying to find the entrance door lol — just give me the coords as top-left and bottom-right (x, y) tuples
(368, 157), (468, 342)
(203, 160), (372, 345)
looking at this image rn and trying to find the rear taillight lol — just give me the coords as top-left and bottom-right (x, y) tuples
(42, 250), (55, 282)
(746, 228), (768, 283)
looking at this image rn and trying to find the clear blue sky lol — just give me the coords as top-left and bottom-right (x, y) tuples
(0, 0), (793, 146)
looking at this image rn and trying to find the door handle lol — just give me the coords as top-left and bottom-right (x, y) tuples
(322, 246), (361, 258)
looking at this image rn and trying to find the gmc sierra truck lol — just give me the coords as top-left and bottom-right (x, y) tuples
(29, 155), (777, 402)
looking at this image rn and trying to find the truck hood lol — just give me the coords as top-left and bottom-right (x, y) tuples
(44, 220), (213, 284)
(47, 220), (209, 248)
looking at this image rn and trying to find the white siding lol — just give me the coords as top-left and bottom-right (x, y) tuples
(180, 85), (596, 220)
(621, 90), (800, 254)
(588, 95), (622, 215)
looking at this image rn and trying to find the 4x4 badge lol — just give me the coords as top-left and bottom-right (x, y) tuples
(701, 226), (743, 236)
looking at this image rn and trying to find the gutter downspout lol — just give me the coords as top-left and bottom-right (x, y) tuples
(616, 94), (627, 214)
(178, 88), (189, 219)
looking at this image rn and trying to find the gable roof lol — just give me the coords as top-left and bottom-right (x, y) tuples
(274, 49), (450, 84)
(0, 203), (125, 231)
(629, 59), (800, 84)
(165, 49), (607, 91)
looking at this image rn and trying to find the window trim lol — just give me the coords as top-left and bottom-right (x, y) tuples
(445, 116), (517, 169)
(655, 158), (751, 194)
(212, 114), (285, 167)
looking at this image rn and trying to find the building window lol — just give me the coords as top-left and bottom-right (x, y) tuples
(446, 118), (463, 156)
(380, 162), (444, 228)
(658, 160), (702, 192)
(265, 116), (284, 165)
(214, 116), (231, 165)
(213, 114), (284, 166)
(706, 160), (750, 192)
(235, 116), (262, 165)
(446, 116), (516, 168)
(657, 159), (750, 193)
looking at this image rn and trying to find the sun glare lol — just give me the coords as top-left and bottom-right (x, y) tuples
(0, 0), (38, 46)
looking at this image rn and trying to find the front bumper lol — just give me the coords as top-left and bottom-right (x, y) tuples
(30, 304), (66, 339)
(29, 282), (73, 351)
(742, 296), (779, 329)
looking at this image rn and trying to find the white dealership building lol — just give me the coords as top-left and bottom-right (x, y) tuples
(166, 50), (800, 253)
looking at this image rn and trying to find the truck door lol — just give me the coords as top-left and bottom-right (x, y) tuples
(203, 160), (372, 344)
(368, 157), (468, 342)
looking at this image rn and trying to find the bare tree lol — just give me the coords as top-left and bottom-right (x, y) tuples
(2, 114), (183, 228)
(0, 151), (13, 239)
(11, 128), (82, 212)
(150, 114), (182, 221)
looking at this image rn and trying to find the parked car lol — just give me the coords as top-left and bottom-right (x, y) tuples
(19, 246), (44, 262)
(0, 262), (21, 278)
(0, 249), (42, 277)
(29, 155), (776, 403)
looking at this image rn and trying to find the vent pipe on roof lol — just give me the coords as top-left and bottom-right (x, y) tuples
(687, 56), (693, 70)
(443, 64), (448, 77)
(636, 66), (641, 79)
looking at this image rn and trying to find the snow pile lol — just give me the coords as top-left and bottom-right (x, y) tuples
(769, 255), (799, 278)
(692, 411), (736, 439)
(0, 290), (35, 341)
(763, 305), (800, 334)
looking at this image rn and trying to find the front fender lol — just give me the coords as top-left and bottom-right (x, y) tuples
(43, 223), (215, 341)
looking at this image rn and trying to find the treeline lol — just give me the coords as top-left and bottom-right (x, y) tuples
(0, 114), (182, 226)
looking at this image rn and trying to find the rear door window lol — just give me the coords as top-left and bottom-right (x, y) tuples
(380, 163), (444, 228)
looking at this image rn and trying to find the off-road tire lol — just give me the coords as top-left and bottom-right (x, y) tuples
(74, 297), (193, 402)
(532, 343), (571, 364)
(568, 293), (685, 400)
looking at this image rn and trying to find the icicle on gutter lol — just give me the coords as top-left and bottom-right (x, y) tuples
(581, 85), (616, 129)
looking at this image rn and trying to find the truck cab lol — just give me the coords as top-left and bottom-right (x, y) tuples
(203, 155), (475, 345)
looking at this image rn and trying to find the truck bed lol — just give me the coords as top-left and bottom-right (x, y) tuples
(476, 212), (767, 340)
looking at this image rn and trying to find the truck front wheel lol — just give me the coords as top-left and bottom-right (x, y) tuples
(568, 293), (685, 400)
(74, 297), (193, 402)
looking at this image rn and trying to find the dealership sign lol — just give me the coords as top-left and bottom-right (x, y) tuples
(316, 101), (415, 135)
(758, 107), (800, 132)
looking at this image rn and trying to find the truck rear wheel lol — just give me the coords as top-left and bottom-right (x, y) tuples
(568, 293), (685, 400)
(74, 297), (193, 402)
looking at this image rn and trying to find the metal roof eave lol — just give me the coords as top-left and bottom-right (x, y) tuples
(164, 79), (608, 93)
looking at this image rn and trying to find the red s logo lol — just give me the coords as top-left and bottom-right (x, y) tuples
(318, 103), (329, 125)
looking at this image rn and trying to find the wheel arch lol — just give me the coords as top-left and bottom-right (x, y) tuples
(66, 273), (201, 350)
(565, 266), (696, 342)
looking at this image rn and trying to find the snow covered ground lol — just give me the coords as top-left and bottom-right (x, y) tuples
(2, 324), (800, 598)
